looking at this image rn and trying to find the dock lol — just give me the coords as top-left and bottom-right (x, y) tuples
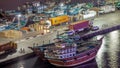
(0, 26), (66, 63)
(0, 11), (120, 64)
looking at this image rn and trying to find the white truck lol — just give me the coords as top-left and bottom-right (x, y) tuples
(99, 4), (115, 14)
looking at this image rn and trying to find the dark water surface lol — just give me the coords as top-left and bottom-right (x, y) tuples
(0, 30), (120, 68)
(96, 30), (120, 68)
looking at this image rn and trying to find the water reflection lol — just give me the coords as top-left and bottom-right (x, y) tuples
(1, 30), (120, 68)
(96, 35), (107, 68)
(96, 30), (120, 68)
(109, 31), (119, 68)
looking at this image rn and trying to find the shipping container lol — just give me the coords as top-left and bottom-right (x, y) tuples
(69, 20), (89, 31)
(49, 15), (70, 26)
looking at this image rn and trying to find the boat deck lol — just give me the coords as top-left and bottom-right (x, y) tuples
(76, 40), (100, 53)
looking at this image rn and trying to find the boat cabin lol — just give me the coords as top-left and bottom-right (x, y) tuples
(44, 43), (77, 59)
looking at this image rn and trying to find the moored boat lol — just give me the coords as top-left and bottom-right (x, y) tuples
(29, 36), (103, 67)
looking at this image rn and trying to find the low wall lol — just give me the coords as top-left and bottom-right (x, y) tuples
(81, 25), (120, 39)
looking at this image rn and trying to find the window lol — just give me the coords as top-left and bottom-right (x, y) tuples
(73, 53), (75, 56)
(68, 49), (70, 52)
(65, 50), (67, 53)
(67, 54), (70, 57)
(60, 56), (62, 59)
(64, 55), (66, 58)
(70, 54), (72, 57)
(70, 48), (73, 52)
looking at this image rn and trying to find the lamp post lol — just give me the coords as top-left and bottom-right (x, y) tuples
(17, 14), (21, 30)
(97, 0), (100, 16)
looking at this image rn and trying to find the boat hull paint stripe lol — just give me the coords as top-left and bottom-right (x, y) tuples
(48, 51), (97, 67)
(50, 56), (96, 67)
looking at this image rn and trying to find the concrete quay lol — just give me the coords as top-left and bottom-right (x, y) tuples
(0, 26), (66, 63)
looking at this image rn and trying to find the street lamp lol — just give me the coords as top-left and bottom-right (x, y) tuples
(17, 14), (21, 30)
(97, 0), (100, 16)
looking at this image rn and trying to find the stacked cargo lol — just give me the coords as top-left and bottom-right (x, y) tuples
(34, 23), (40, 31)
(43, 26), (50, 34)
(69, 16), (74, 22)
(28, 21), (50, 34)
(0, 30), (22, 39)
(29, 23), (44, 32)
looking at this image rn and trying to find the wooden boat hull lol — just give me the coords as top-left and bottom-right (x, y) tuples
(47, 45), (100, 67)
(29, 36), (103, 67)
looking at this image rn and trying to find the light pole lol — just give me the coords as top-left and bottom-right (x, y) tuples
(17, 14), (21, 30)
(97, 0), (100, 16)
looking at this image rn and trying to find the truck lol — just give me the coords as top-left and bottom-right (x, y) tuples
(47, 15), (70, 26)
(68, 20), (90, 32)
(99, 4), (116, 14)
(0, 41), (17, 55)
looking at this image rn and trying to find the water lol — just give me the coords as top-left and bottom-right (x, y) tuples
(96, 30), (120, 68)
(0, 30), (120, 68)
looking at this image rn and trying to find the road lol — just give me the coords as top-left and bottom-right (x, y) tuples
(93, 11), (120, 29)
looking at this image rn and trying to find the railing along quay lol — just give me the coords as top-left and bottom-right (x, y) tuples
(81, 24), (120, 39)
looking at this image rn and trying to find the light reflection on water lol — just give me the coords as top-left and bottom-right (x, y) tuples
(109, 31), (119, 68)
(1, 30), (120, 68)
(96, 30), (120, 68)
